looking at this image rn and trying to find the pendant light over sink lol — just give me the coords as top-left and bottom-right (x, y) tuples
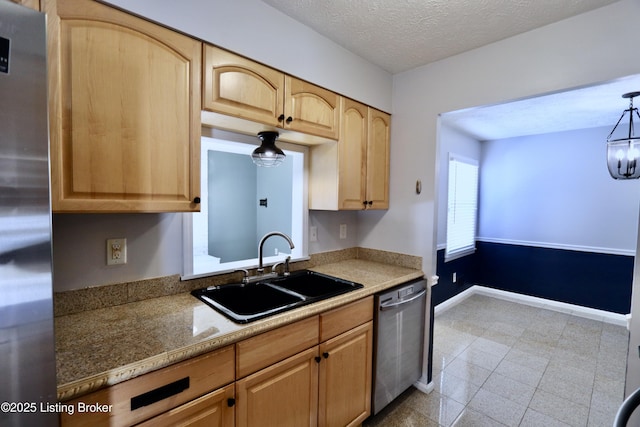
(606, 92), (640, 180)
(252, 131), (285, 167)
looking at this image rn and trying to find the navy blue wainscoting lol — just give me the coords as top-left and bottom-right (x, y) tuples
(474, 241), (633, 314)
(435, 242), (633, 314)
(433, 248), (477, 306)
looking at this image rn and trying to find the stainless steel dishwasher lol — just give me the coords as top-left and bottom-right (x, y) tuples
(372, 279), (427, 415)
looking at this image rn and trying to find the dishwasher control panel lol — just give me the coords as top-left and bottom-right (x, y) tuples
(398, 285), (415, 299)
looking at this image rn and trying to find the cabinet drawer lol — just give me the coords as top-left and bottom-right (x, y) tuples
(136, 384), (235, 427)
(61, 345), (234, 427)
(236, 316), (319, 378)
(320, 296), (373, 342)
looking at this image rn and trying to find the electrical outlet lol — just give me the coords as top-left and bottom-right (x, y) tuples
(339, 224), (347, 239)
(310, 226), (318, 242)
(107, 238), (127, 265)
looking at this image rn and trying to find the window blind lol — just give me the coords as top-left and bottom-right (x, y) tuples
(445, 155), (479, 261)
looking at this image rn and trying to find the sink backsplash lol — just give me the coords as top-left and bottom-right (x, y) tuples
(54, 247), (422, 317)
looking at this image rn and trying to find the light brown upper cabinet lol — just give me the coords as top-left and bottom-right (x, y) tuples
(310, 99), (390, 210)
(44, 0), (202, 212)
(365, 108), (391, 209)
(203, 44), (341, 140)
(10, 0), (40, 10)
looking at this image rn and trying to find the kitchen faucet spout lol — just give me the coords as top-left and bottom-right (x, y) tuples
(258, 231), (295, 274)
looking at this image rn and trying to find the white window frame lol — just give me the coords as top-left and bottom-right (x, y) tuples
(445, 154), (479, 261)
(182, 130), (309, 280)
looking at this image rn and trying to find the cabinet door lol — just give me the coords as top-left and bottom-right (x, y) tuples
(285, 76), (341, 140)
(318, 321), (373, 427)
(236, 347), (319, 427)
(203, 44), (285, 127)
(45, 0), (201, 212)
(136, 385), (235, 427)
(366, 109), (390, 210)
(337, 99), (368, 210)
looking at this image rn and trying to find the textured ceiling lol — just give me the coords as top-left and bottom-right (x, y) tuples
(261, 0), (633, 140)
(261, 0), (618, 74)
(441, 74), (640, 141)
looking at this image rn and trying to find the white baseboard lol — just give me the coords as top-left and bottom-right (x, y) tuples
(413, 378), (434, 394)
(435, 285), (628, 327)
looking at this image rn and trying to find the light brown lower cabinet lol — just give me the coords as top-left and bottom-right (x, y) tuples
(235, 297), (374, 427)
(136, 384), (235, 427)
(236, 347), (320, 427)
(318, 321), (373, 427)
(59, 298), (373, 427)
(235, 322), (373, 427)
(60, 345), (235, 427)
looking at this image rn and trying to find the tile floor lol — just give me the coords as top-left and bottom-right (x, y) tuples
(364, 294), (629, 426)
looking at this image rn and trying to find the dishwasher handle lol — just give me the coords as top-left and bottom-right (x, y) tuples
(379, 288), (426, 311)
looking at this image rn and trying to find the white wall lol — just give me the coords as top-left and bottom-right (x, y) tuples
(102, 0), (392, 112)
(436, 125), (482, 248)
(357, 0), (640, 282)
(53, 0), (640, 291)
(479, 126), (640, 254)
(53, 214), (183, 289)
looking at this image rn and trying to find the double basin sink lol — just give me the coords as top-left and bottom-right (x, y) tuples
(192, 270), (363, 323)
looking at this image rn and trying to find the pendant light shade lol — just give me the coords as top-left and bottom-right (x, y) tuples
(252, 131), (285, 167)
(606, 92), (640, 180)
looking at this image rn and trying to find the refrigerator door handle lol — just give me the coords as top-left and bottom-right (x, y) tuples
(379, 289), (427, 311)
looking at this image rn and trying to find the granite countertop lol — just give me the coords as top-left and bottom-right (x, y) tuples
(55, 258), (424, 401)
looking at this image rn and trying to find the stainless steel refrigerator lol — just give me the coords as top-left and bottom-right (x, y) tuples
(0, 1), (58, 426)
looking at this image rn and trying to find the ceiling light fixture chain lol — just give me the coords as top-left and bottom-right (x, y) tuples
(606, 91), (640, 180)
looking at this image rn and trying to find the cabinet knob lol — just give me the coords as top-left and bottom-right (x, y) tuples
(367, 200), (373, 206)
(315, 356), (322, 363)
(193, 197), (201, 204)
(285, 116), (293, 124)
(322, 352), (329, 359)
(278, 114), (285, 122)
(227, 398), (236, 407)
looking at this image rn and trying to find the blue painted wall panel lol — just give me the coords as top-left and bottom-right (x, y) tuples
(435, 242), (633, 314)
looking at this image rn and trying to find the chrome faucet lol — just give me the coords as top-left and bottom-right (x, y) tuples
(257, 231), (295, 274)
(272, 256), (291, 277)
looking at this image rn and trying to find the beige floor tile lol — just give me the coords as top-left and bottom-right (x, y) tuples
(529, 389), (590, 426)
(434, 369), (480, 405)
(365, 295), (628, 427)
(467, 388), (528, 426)
(452, 407), (509, 426)
(520, 408), (572, 427)
(483, 372), (536, 407)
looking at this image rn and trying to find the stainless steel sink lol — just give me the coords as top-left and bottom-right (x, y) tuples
(191, 270), (363, 323)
